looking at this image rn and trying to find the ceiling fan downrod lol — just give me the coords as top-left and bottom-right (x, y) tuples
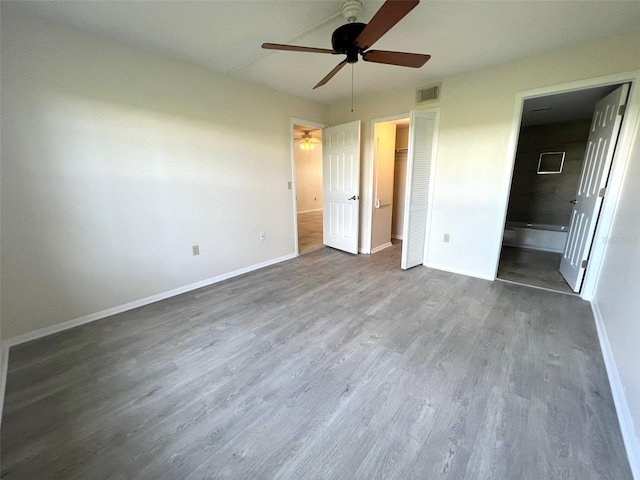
(341, 0), (363, 23)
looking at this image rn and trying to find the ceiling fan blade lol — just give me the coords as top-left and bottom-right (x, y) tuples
(362, 50), (430, 68)
(262, 43), (335, 54)
(313, 60), (348, 89)
(355, 0), (419, 50)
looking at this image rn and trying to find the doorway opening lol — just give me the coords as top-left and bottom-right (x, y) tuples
(291, 118), (361, 256)
(497, 83), (629, 293)
(370, 118), (410, 255)
(293, 123), (324, 254)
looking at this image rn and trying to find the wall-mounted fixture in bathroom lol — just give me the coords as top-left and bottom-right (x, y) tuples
(537, 151), (565, 174)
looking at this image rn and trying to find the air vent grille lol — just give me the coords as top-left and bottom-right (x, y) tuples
(416, 83), (441, 104)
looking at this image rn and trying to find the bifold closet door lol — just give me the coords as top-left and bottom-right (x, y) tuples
(401, 110), (437, 270)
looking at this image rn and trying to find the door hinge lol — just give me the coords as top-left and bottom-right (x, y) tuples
(581, 259), (588, 269)
(598, 187), (606, 198)
(618, 104), (626, 116)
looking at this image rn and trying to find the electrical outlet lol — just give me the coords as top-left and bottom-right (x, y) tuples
(192, 245), (200, 256)
(443, 233), (450, 243)
(259, 232), (266, 241)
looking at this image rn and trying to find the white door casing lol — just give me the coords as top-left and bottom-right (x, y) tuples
(323, 121), (361, 254)
(401, 110), (437, 269)
(559, 83), (629, 292)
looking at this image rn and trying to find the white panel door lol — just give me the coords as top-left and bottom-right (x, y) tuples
(401, 110), (437, 269)
(560, 83), (629, 292)
(323, 121), (361, 254)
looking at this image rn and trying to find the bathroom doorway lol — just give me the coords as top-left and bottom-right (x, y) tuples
(497, 83), (629, 293)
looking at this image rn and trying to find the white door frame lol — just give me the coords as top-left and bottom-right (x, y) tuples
(492, 70), (640, 300)
(290, 117), (328, 256)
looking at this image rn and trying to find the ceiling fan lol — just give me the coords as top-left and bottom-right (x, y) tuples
(295, 130), (322, 150)
(262, 0), (430, 89)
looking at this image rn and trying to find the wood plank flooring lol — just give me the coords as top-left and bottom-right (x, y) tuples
(1, 243), (632, 479)
(297, 210), (323, 254)
(498, 246), (574, 294)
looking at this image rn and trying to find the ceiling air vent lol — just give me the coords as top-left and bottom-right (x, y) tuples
(416, 83), (441, 104)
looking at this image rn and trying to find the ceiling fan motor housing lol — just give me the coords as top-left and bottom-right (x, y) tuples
(331, 22), (366, 63)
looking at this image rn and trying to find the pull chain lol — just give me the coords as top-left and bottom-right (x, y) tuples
(351, 63), (354, 113)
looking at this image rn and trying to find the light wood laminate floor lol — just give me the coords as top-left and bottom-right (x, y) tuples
(1, 243), (631, 479)
(297, 210), (323, 254)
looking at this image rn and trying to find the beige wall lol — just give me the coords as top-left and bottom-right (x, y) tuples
(593, 125), (640, 473)
(0, 11), (327, 338)
(294, 143), (323, 213)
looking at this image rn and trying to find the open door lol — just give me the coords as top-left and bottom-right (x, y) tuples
(401, 110), (437, 269)
(323, 121), (361, 254)
(560, 83), (629, 291)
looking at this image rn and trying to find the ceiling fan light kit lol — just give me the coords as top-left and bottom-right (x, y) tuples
(297, 130), (321, 150)
(300, 140), (315, 151)
(262, 0), (430, 91)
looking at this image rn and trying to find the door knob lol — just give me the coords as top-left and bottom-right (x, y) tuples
(570, 199), (577, 204)
(348, 195), (359, 200)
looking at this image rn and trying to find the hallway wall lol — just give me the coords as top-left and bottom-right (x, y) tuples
(294, 139), (323, 213)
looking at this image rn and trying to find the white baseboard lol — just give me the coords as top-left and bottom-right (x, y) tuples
(0, 342), (9, 424)
(371, 242), (393, 254)
(391, 234), (404, 240)
(424, 262), (494, 281)
(297, 208), (323, 214)
(591, 301), (640, 480)
(4, 253), (297, 348)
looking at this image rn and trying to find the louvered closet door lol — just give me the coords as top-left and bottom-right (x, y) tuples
(401, 110), (437, 269)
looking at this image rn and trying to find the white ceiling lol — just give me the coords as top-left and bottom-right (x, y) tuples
(5, 1), (640, 104)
